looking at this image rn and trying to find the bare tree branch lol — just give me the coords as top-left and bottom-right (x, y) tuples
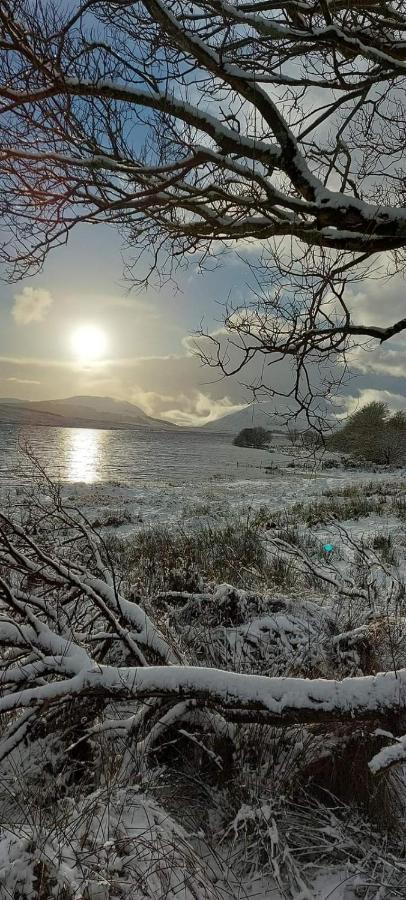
(0, 0), (405, 422)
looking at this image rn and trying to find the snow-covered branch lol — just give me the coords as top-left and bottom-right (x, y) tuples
(1, 0), (406, 272)
(1, 616), (406, 724)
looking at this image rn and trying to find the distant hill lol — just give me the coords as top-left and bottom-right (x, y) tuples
(42, 396), (152, 417)
(0, 395), (178, 430)
(204, 402), (285, 434)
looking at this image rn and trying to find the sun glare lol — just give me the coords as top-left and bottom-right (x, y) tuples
(71, 324), (108, 362)
(65, 428), (104, 483)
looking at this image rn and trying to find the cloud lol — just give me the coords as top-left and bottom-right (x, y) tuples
(337, 388), (406, 419)
(349, 344), (406, 379)
(12, 287), (53, 326)
(348, 271), (406, 330)
(102, 295), (162, 320)
(6, 377), (41, 385)
(130, 389), (247, 426)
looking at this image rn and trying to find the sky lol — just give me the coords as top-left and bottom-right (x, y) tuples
(0, 222), (405, 426)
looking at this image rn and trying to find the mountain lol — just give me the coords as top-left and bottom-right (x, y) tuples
(0, 395), (178, 430)
(53, 396), (148, 416)
(0, 403), (63, 427)
(203, 402), (285, 434)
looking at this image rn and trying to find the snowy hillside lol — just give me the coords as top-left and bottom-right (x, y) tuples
(204, 401), (285, 433)
(0, 394), (178, 430)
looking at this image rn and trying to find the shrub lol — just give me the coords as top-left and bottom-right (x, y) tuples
(117, 517), (269, 595)
(233, 427), (271, 449)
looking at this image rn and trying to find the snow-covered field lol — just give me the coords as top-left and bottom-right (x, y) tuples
(60, 466), (403, 532)
(0, 426), (405, 899)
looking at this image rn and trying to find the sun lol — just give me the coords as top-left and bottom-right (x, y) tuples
(71, 324), (108, 362)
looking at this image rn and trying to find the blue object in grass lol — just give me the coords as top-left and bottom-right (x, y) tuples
(323, 543), (334, 553)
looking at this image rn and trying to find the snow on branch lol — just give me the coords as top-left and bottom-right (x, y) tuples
(369, 732), (406, 775)
(1, 0), (406, 273)
(1, 0), (406, 423)
(0, 618), (406, 725)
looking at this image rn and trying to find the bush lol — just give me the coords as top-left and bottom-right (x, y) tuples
(233, 427), (271, 448)
(329, 402), (406, 465)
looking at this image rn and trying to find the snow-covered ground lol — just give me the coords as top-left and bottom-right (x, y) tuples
(57, 456), (405, 544)
(0, 428), (405, 900)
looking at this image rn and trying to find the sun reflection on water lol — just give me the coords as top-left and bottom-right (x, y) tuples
(65, 429), (105, 483)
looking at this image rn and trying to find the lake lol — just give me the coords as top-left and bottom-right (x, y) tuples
(0, 424), (274, 486)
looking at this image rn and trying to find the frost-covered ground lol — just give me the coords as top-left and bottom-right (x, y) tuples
(0, 435), (405, 899)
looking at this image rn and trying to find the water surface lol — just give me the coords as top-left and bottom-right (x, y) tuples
(0, 425), (274, 486)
